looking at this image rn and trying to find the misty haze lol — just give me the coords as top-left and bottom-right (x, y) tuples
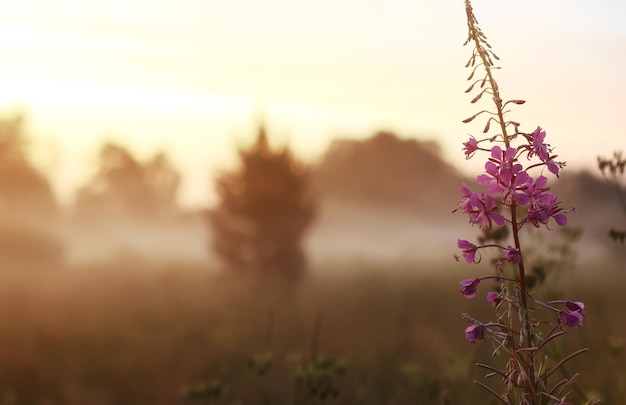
(0, 1), (624, 403)
(0, 106), (623, 404)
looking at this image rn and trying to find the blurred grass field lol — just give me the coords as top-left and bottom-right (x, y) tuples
(0, 255), (622, 404)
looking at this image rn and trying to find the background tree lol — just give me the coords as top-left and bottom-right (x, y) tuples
(313, 131), (463, 215)
(0, 114), (57, 221)
(0, 114), (62, 268)
(74, 142), (181, 222)
(208, 125), (316, 278)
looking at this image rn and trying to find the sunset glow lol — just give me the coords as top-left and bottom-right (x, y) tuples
(1, 1), (625, 206)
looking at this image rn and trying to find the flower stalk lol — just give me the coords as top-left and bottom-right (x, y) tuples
(454, 1), (593, 404)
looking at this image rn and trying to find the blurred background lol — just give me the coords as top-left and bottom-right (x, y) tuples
(0, 1), (623, 404)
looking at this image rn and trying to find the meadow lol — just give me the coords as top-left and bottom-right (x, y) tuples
(0, 250), (622, 405)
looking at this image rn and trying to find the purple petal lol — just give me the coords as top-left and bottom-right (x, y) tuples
(553, 213), (568, 226)
(491, 146), (502, 160)
(491, 213), (506, 226)
(477, 174), (492, 185)
(464, 324), (485, 342)
(559, 310), (584, 328)
(459, 278), (480, 299)
(488, 183), (505, 195)
(566, 301), (585, 315)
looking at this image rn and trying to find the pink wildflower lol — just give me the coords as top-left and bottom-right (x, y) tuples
(465, 324), (485, 342)
(486, 291), (502, 308)
(463, 136), (479, 159)
(459, 278), (480, 299)
(454, 239), (480, 263)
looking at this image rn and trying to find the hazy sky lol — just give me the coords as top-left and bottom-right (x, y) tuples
(1, 1), (625, 207)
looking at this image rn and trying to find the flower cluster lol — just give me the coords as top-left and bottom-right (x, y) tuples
(455, 134), (572, 233)
(453, 1), (591, 403)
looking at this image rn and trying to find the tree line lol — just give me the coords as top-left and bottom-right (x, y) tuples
(4, 113), (475, 277)
(0, 115), (315, 277)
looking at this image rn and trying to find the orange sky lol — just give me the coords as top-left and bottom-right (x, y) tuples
(1, 1), (625, 207)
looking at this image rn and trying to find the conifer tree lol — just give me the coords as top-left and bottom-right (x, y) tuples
(208, 125), (315, 278)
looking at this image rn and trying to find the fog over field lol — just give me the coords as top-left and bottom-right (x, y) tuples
(45, 132), (624, 276)
(0, 2), (624, 402)
(0, 121), (621, 404)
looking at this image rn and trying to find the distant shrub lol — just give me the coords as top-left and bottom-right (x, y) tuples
(207, 125), (315, 278)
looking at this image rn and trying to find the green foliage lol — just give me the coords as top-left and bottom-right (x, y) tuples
(207, 125), (315, 277)
(182, 379), (227, 403)
(248, 351), (274, 377)
(290, 354), (346, 404)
